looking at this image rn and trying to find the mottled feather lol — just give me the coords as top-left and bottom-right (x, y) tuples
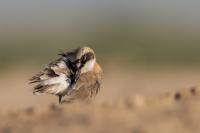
(30, 56), (73, 96)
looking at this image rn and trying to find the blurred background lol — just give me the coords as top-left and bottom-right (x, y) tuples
(1, 0), (200, 67)
(1, 1), (200, 133)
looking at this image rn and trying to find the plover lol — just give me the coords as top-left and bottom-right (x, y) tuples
(30, 46), (102, 103)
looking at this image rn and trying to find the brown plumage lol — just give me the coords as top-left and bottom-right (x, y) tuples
(66, 63), (102, 102)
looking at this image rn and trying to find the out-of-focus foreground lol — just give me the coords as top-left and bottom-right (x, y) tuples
(1, 66), (200, 133)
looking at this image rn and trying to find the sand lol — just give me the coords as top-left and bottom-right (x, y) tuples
(0, 65), (200, 133)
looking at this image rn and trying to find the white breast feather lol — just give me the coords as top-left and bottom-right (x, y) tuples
(81, 59), (96, 73)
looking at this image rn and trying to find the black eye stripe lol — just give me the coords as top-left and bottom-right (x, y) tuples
(82, 52), (94, 61)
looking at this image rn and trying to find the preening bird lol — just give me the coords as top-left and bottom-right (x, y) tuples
(29, 46), (102, 104)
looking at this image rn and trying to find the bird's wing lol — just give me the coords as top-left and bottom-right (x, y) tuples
(67, 70), (102, 101)
(30, 56), (73, 96)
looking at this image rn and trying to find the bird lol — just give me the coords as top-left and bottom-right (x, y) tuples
(29, 46), (102, 104)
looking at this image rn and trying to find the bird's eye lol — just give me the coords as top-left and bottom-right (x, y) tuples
(84, 55), (87, 61)
(80, 55), (87, 63)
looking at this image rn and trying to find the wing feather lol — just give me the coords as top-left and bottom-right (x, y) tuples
(30, 55), (74, 96)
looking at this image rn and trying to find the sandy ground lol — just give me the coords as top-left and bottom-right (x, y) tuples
(1, 65), (200, 133)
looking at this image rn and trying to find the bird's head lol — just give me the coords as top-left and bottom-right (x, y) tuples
(74, 46), (96, 74)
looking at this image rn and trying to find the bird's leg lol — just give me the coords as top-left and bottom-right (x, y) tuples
(59, 95), (62, 104)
